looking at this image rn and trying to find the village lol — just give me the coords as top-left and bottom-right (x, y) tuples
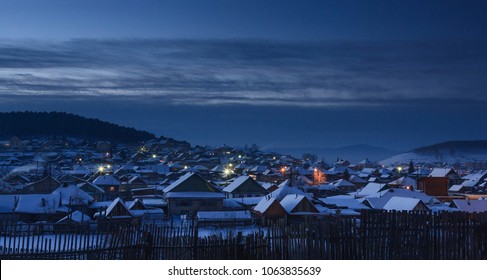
(1, 135), (487, 259)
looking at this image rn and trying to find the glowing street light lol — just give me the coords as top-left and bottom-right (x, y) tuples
(98, 166), (105, 173)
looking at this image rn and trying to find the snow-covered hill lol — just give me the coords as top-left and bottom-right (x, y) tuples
(380, 152), (487, 166)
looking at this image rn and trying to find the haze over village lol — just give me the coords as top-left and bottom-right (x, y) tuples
(1, 0), (487, 260)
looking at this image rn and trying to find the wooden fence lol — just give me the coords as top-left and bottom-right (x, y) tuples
(1, 211), (487, 260)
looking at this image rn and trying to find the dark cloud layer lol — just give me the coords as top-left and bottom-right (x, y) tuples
(1, 39), (486, 107)
(1, 39), (487, 151)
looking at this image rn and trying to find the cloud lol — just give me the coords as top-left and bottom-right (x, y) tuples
(0, 39), (486, 107)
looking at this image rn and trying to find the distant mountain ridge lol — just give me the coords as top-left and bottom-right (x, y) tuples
(0, 111), (156, 143)
(380, 140), (487, 165)
(413, 140), (487, 155)
(270, 144), (399, 163)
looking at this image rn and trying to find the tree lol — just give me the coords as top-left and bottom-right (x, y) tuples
(313, 168), (326, 185)
(342, 169), (351, 180)
(302, 153), (318, 162)
(408, 160), (415, 174)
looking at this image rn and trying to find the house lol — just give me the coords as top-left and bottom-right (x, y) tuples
(13, 194), (64, 222)
(120, 176), (148, 192)
(319, 195), (370, 211)
(55, 210), (92, 230)
(267, 180), (307, 201)
(428, 168), (461, 186)
(280, 194), (319, 215)
(348, 175), (368, 189)
(222, 176), (269, 198)
(77, 181), (106, 201)
(331, 179), (356, 192)
(382, 197), (429, 211)
(94, 198), (134, 224)
(51, 183), (94, 208)
(69, 165), (91, 177)
(163, 173), (225, 216)
(388, 176), (417, 189)
(127, 198), (164, 219)
(355, 183), (389, 198)
(252, 197), (287, 221)
(92, 175), (121, 193)
(363, 188), (436, 210)
(57, 173), (85, 185)
(20, 175), (61, 194)
(3, 174), (31, 185)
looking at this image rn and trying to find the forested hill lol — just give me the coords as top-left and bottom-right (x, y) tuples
(413, 140), (487, 155)
(0, 111), (156, 143)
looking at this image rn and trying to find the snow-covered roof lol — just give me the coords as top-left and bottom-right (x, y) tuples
(211, 165), (225, 172)
(383, 197), (424, 211)
(56, 211), (91, 224)
(223, 199), (244, 209)
(268, 180), (306, 201)
(69, 165), (91, 176)
(449, 184), (464, 192)
(163, 172), (219, 194)
(349, 175), (367, 184)
(280, 194), (317, 214)
(15, 194), (60, 214)
(106, 198), (132, 217)
(364, 188), (435, 209)
(461, 180), (477, 188)
(223, 176), (251, 193)
(140, 198), (166, 207)
(260, 182), (277, 191)
(356, 183), (389, 198)
(332, 179), (355, 187)
(194, 165), (209, 171)
(451, 199), (487, 213)
(165, 192), (225, 199)
(77, 182), (105, 194)
(253, 197), (279, 213)
(319, 197), (369, 210)
(388, 176), (417, 188)
(429, 168), (455, 178)
(52, 184), (94, 205)
(92, 175), (120, 186)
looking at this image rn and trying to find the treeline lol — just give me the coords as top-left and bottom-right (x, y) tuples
(413, 140), (487, 155)
(0, 111), (156, 143)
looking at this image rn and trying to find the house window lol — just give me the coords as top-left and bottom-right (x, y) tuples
(109, 186), (116, 192)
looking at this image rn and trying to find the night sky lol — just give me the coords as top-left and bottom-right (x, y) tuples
(1, 0), (486, 153)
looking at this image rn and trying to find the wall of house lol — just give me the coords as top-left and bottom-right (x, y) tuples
(168, 198), (223, 216)
(418, 177), (449, 197)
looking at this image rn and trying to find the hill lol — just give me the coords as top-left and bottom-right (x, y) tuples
(271, 144), (399, 163)
(413, 141), (487, 155)
(380, 140), (487, 165)
(0, 111), (156, 143)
